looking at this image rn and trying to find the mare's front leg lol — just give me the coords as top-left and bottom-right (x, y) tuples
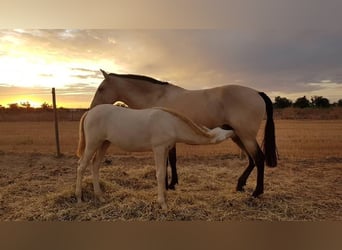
(153, 146), (168, 210)
(167, 146), (178, 190)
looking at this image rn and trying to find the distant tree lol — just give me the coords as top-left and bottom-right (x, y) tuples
(337, 99), (342, 107)
(311, 96), (330, 108)
(20, 101), (32, 110)
(41, 102), (52, 110)
(274, 96), (292, 109)
(8, 103), (20, 110)
(293, 96), (310, 108)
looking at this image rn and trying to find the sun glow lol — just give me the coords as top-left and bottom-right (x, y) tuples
(0, 31), (121, 90)
(15, 99), (43, 108)
(1, 56), (71, 89)
(0, 31), (125, 108)
(0, 50), (109, 90)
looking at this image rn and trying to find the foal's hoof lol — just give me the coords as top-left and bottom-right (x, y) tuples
(160, 203), (168, 211)
(167, 184), (176, 190)
(95, 195), (106, 203)
(76, 200), (83, 207)
(236, 186), (245, 192)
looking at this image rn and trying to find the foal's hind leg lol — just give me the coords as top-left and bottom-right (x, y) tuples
(76, 152), (94, 203)
(91, 141), (110, 203)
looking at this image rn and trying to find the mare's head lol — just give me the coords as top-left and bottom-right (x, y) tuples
(90, 69), (119, 108)
(90, 69), (171, 109)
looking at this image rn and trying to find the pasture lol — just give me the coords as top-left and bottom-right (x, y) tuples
(0, 119), (341, 221)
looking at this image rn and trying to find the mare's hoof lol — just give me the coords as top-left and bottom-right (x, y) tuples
(252, 190), (263, 198)
(167, 184), (176, 190)
(236, 179), (246, 192)
(104, 159), (112, 165)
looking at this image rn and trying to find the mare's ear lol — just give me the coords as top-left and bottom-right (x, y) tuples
(100, 69), (109, 80)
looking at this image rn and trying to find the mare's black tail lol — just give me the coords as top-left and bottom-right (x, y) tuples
(259, 92), (278, 167)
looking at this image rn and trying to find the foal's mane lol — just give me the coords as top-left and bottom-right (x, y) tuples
(152, 107), (213, 138)
(109, 73), (169, 85)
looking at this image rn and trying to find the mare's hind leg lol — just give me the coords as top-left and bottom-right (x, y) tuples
(251, 145), (265, 197)
(233, 136), (265, 197)
(91, 141), (110, 203)
(237, 156), (255, 192)
(167, 146), (178, 190)
(232, 137), (255, 192)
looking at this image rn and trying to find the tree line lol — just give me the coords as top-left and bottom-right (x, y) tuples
(274, 96), (342, 109)
(1, 96), (342, 110)
(0, 102), (53, 111)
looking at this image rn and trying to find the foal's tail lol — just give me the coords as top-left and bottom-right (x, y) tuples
(259, 92), (278, 167)
(77, 111), (88, 158)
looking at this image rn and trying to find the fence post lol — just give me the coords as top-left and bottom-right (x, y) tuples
(52, 88), (61, 157)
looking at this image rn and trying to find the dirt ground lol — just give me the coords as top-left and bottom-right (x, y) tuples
(0, 120), (341, 221)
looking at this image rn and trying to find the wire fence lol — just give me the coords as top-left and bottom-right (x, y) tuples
(0, 86), (90, 122)
(0, 108), (87, 122)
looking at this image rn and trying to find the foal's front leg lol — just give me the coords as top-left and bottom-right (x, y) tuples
(153, 146), (168, 210)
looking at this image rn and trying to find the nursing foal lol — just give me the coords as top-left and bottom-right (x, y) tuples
(76, 104), (234, 209)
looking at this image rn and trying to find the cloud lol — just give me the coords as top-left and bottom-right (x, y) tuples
(61, 83), (97, 95)
(39, 73), (54, 78)
(70, 68), (100, 79)
(1, 26), (342, 104)
(98, 30), (342, 96)
(3, 0), (342, 30)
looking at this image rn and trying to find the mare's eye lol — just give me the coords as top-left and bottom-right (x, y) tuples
(98, 86), (104, 92)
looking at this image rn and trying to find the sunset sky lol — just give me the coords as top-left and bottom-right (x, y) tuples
(1, 1), (342, 108)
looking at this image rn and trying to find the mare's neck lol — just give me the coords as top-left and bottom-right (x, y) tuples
(119, 82), (184, 109)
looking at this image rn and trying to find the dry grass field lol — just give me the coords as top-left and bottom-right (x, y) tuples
(0, 119), (341, 221)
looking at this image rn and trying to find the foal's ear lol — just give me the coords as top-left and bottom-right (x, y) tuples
(100, 69), (109, 80)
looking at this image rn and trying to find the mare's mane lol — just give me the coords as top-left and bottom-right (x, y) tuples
(109, 73), (169, 85)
